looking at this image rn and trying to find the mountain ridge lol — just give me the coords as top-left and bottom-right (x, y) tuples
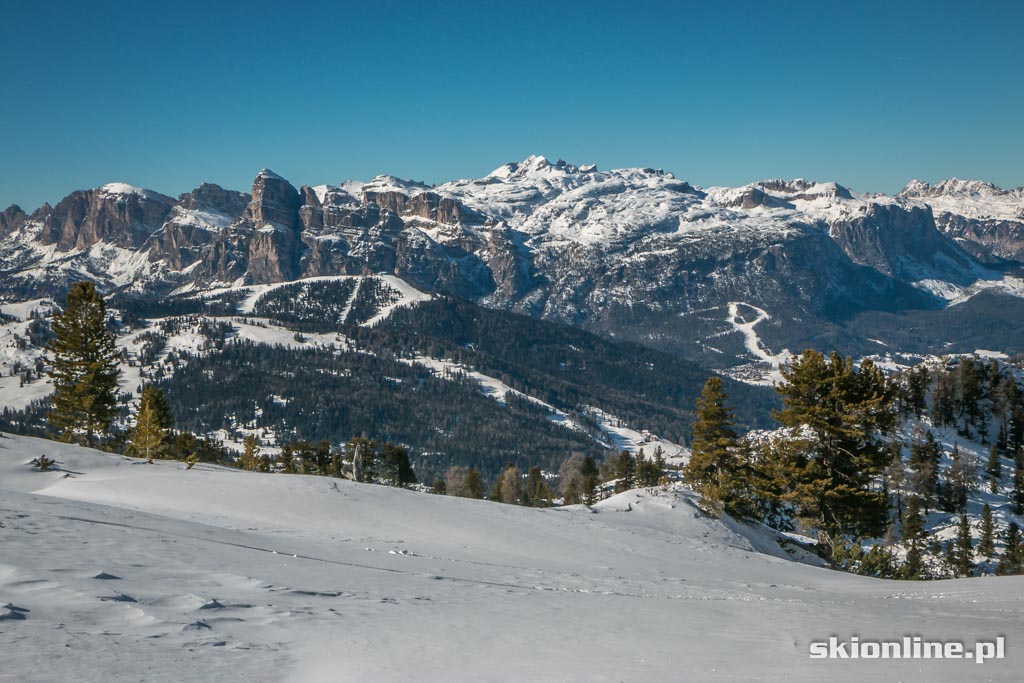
(1, 157), (1022, 375)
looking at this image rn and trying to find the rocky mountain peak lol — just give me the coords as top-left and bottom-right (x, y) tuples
(899, 178), (1003, 198)
(244, 169), (301, 230)
(0, 205), (27, 238)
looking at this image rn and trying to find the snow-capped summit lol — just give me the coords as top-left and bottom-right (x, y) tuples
(899, 177), (1005, 199)
(98, 182), (154, 199)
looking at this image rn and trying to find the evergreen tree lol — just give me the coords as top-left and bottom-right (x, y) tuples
(1013, 448), (1024, 515)
(140, 385), (173, 433)
(240, 435), (261, 471)
(902, 495), (925, 545)
(636, 447), (663, 487)
(978, 503), (995, 558)
(902, 365), (929, 419)
(769, 352), (896, 558)
(522, 466), (551, 507)
(899, 542), (927, 580)
(463, 467), (484, 499)
(559, 453), (599, 505)
(932, 375), (957, 427)
(379, 443), (417, 486)
(996, 522), (1022, 575)
(47, 282), (121, 445)
(955, 512), (974, 577)
(130, 389), (169, 463)
(942, 444), (975, 513)
(610, 450), (636, 493)
(985, 444), (1003, 494)
(683, 377), (743, 517)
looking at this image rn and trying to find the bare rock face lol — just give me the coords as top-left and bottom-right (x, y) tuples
(0, 205), (27, 239)
(402, 192), (478, 224)
(300, 202), (405, 277)
(37, 185), (174, 251)
(720, 188), (795, 210)
(828, 203), (976, 283)
(148, 184), (249, 270)
(897, 178), (1024, 267)
(243, 170), (303, 282)
(934, 213), (1024, 265)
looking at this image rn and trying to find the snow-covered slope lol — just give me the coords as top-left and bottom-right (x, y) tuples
(2, 432), (1022, 682)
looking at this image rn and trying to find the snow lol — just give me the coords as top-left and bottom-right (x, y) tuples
(237, 276), (362, 314)
(913, 275), (1024, 304)
(360, 175), (430, 197)
(404, 355), (690, 461)
(2, 432), (1022, 682)
(97, 182), (150, 198)
(0, 298), (53, 322)
(360, 274), (433, 327)
(900, 178), (1024, 222)
(167, 207), (234, 231)
(718, 301), (792, 386)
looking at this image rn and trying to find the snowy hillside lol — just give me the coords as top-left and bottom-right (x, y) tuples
(2, 432), (1022, 682)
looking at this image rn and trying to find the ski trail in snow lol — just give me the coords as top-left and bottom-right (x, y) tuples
(338, 277), (362, 325)
(361, 275), (433, 327)
(726, 302), (791, 369)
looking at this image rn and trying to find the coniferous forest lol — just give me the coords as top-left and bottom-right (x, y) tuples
(2, 278), (1023, 580)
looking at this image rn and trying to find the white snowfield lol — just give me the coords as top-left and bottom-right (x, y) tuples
(2, 434), (1022, 682)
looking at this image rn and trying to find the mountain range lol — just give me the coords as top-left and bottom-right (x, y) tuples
(1, 156), (1022, 380)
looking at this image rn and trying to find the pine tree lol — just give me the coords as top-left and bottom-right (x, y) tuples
(463, 467), (484, 499)
(978, 504), (995, 558)
(943, 444), (975, 513)
(522, 466), (551, 507)
(769, 352), (896, 558)
(130, 389), (169, 463)
(1012, 448), (1024, 515)
(683, 377), (743, 517)
(140, 385), (173, 433)
(955, 512), (973, 577)
(903, 365), (929, 419)
(47, 282), (121, 446)
(902, 495), (925, 545)
(900, 542), (927, 580)
(559, 453), (599, 505)
(611, 450), (636, 493)
(985, 444), (1003, 494)
(996, 522), (1022, 575)
(240, 435), (261, 471)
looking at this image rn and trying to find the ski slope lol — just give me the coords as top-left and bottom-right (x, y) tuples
(2, 433), (1021, 682)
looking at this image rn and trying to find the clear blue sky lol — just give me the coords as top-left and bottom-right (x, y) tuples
(2, 0), (1022, 211)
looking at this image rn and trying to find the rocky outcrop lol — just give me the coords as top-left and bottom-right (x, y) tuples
(37, 185), (174, 251)
(933, 213), (1024, 265)
(148, 184), (249, 270)
(0, 205), (26, 239)
(828, 203), (977, 283)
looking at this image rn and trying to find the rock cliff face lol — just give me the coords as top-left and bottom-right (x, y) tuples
(37, 184), (175, 251)
(1, 159), (1021, 365)
(0, 205), (26, 239)
(898, 178), (1024, 266)
(148, 183), (249, 271)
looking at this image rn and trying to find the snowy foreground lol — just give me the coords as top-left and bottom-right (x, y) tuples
(1, 434), (1022, 682)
